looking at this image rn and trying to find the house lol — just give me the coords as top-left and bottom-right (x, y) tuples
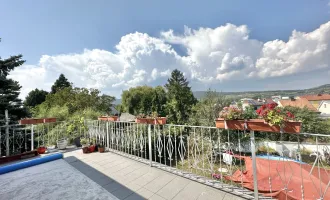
(278, 98), (318, 112)
(318, 101), (330, 115)
(237, 98), (261, 110)
(271, 96), (281, 103)
(239, 98), (274, 110)
(298, 94), (330, 109)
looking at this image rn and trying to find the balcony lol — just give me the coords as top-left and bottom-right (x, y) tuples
(1, 120), (330, 199)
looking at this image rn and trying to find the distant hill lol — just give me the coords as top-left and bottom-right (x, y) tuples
(193, 84), (330, 100)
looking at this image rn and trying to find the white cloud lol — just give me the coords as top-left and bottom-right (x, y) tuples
(8, 21), (330, 99)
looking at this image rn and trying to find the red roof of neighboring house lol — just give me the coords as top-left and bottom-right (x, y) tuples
(279, 98), (318, 111)
(300, 94), (330, 101)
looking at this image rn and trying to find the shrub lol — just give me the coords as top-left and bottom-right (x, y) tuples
(257, 145), (279, 155)
(80, 138), (88, 146)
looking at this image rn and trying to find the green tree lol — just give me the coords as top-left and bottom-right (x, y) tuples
(165, 69), (197, 124)
(151, 86), (167, 116)
(51, 74), (71, 94)
(97, 94), (116, 115)
(33, 86), (115, 121)
(189, 89), (231, 126)
(24, 89), (49, 107)
(115, 104), (123, 115)
(121, 85), (168, 116)
(0, 39), (27, 124)
(258, 106), (330, 142)
(283, 106), (330, 134)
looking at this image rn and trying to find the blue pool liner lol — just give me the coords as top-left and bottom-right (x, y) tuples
(257, 155), (306, 164)
(0, 153), (63, 175)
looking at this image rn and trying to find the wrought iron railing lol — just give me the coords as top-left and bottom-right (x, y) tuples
(0, 121), (86, 157)
(2, 119), (330, 199)
(87, 120), (330, 200)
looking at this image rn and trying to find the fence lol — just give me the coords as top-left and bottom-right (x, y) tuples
(0, 121), (86, 157)
(87, 120), (330, 200)
(2, 119), (330, 199)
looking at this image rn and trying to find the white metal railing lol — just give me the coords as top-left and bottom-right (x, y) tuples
(0, 121), (86, 157)
(2, 119), (330, 199)
(86, 120), (330, 200)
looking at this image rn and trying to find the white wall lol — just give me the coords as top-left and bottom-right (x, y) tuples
(318, 102), (330, 114)
(236, 140), (330, 157)
(261, 141), (330, 157)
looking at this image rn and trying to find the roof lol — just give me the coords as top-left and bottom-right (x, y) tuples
(240, 98), (254, 102)
(279, 98), (318, 111)
(242, 100), (264, 106)
(242, 99), (274, 106)
(300, 94), (330, 101)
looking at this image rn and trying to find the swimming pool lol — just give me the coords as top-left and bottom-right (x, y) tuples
(257, 155), (306, 164)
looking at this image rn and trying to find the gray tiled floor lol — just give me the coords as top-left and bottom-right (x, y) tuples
(63, 150), (245, 200)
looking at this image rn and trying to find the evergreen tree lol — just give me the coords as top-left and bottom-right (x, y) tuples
(24, 89), (49, 107)
(165, 69), (197, 124)
(51, 74), (71, 94)
(0, 39), (27, 124)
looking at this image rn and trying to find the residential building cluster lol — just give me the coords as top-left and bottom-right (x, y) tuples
(230, 94), (330, 118)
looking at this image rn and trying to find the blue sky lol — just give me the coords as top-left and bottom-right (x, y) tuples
(1, 0), (330, 98)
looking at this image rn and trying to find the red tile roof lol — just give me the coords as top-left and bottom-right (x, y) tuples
(300, 94), (330, 101)
(279, 98), (318, 111)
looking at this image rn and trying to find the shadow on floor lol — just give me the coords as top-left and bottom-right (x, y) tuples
(64, 156), (144, 200)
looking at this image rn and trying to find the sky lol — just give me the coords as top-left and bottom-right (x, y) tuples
(1, 0), (330, 99)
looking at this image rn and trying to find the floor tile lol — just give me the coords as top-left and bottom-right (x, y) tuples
(143, 174), (175, 193)
(111, 186), (134, 199)
(63, 150), (246, 200)
(172, 181), (207, 200)
(156, 177), (190, 200)
(136, 187), (154, 199)
(149, 194), (166, 200)
(124, 193), (146, 200)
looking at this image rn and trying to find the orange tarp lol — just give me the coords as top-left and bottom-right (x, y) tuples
(225, 156), (330, 200)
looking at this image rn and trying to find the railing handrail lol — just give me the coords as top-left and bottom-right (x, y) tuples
(88, 120), (330, 137)
(2, 119), (330, 137)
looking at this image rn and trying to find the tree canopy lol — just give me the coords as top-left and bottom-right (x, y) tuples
(33, 86), (115, 121)
(51, 74), (71, 94)
(121, 86), (167, 116)
(0, 39), (27, 124)
(165, 69), (197, 124)
(283, 106), (330, 134)
(24, 89), (49, 108)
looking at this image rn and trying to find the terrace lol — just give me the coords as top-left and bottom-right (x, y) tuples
(1, 119), (330, 200)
